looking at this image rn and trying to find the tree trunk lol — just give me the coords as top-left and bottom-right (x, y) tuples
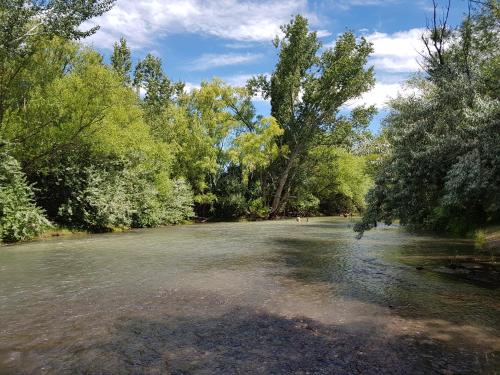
(268, 146), (301, 218)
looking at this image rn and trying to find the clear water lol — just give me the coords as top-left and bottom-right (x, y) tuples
(0, 218), (499, 374)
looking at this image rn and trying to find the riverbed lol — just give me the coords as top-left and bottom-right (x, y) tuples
(1, 217), (499, 374)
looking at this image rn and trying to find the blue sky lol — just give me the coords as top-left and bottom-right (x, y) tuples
(85, 0), (470, 132)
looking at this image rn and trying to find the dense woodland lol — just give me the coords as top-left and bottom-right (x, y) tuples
(0, 0), (498, 243)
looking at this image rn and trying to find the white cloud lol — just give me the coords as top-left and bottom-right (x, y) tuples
(316, 30), (332, 38)
(221, 74), (255, 87)
(325, 27), (425, 109)
(139, 87), (147, 98)
(358, 29), (425, 108)
(325, 28), (425, 73)
(346, 82), (421, 109)
(183, 82), (201, 93)
(367, 28), (425, 73)
(332, 0), (399, 11)
(225, 42), (258, 49)
(85, 0), (313, 49)
(187, 53), (262, 71)
(370, 56), (421, 72)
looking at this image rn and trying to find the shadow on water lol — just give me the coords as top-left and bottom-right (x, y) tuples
(270, 237), (413, 299)
(269, 236), (500, 330)
(8, 304), (497, 375)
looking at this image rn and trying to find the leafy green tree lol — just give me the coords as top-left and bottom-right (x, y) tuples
(356, 1), (500, 236)
(0, 0), (115, 127)
(228, 116), (283, 186)
(4, 45), (125, 170)
(248, 15), (375, 217)
(2, 38), (193, 233)
(133, 54), (183, 112)
(0, 2), (199, 240)
(306, 146), (373, 214)
(111, 37), (132, 84)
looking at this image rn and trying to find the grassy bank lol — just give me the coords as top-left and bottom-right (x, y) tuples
(474, 226), (500, 252)
(18, 221), (196, 244)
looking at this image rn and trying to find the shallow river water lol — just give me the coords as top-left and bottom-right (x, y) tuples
(0, 218), (499, 374)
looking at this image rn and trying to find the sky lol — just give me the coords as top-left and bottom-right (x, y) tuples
(83, 0), (471, 132)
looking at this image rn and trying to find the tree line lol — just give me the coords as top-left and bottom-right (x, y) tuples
(0, 1), (377, 242)
(1, 1), (497, 244)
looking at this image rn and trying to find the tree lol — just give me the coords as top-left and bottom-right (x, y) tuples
(248, 15), (375, 217)
(305, 146), (373, 215)
(133, 54), (183, 112)
(355, 1), (500, 236)
(0, 0), (115, 127)
(111, 37), (132, 84)
(1, 37), (194, 233)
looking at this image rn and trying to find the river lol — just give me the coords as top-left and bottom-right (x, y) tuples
(0, 217), (499, 374)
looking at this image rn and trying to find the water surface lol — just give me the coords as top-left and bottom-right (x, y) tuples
(1, 218), (499, 374)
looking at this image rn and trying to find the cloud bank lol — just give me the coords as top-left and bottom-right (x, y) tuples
(339, 28), (425, 109)
(85, 0), (313, 49)
(187, 53), (263, 71)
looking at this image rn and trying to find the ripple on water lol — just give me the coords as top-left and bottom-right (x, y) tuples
(0, 217), (499, 374)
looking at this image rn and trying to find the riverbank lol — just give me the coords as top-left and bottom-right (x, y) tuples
(1, 216), (336, 245)
(482, 226), (500, 251)
(1, 221), (196, 246)
(3, 218), (500, 254)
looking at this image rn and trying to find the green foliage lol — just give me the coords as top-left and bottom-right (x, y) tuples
(0, 0), (115, 43)
(36, 156), (193, 231)
(228, 116), (283, 185)
(213, 169), (249, 218)
(133, 54), (183, 112)
(155, 79), (284, 217)
(0, 0), (115, 126)
(162, 179), (195, 224)
(356, 3), (500, 236)
(307, 146), (373, 214)
(111, 37), (132, 84)
(248, 15), (375, 217)
(288, 190), (320, 216)
(0, 4), (379, 242)
(247, 197), (269, 218)
(474, 229), (487, 250)
(0, 35), (194, 239)
(53, 163), (133, 231)
(0, 149), (50, 242)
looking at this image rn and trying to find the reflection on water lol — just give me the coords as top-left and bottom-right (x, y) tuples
(0, 218), (499, 374)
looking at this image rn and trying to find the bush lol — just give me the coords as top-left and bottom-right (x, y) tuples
(34, 156), (194, 231)
(57, 166), (133, 231)
(247, 197), (269, 218)
(162, 179), (195, 224)
(0, 150), (50, 242)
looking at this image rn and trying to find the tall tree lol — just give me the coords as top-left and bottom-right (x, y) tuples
(111, 37), (132, 84)
(133, 54), (182, 112)
(248, 15), (375, 217)
(355, 0), (500, 236)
